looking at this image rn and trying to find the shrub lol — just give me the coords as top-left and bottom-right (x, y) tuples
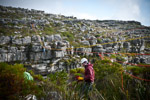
(0, 63), (40, 100)
(47, 71), (68, 86)
(70, 69), (77, 74)
(97, 39), (102, 43)
(76, 68), (85, 73)
(95, 34), (101, 38)
(61, 32), (74, 41)
(126, 66), (144, 75)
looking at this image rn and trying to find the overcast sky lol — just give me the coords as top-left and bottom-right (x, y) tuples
(0, 0), (150, 26)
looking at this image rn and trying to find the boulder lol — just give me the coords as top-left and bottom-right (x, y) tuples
(54, 51), (65, 58)
(30, 52), (42, 61)
(22, 36), (31, 44)
(6, 53), (13, 62)
(123, 42), (130, 49)
(0, 47), (8, 53)
(8, 46), (18, 53)
(16, 50), (27, 61)
(54, 34), (62, 41)
(0, 53), (7, 62)
(31, 35), (41, 43)
(133, 57), (140, 64)
(92, 45), (105, 56)
(81, 40), (90, 46)
(41, 50), (52, 60)
(12, 36), (22, 45)
(131, 39), (140, 46)
(32, 45), (43, 52)
(0, 36), (11, 45)
(45, 35), (54, 42)
(76, 47), (92, 56)
(32, 64), (48, 75)
(140, 57), (146, 64)
(146, 57), (150, 64)
(89, 36), (97, 45)
(130, 46), (138, 53)
(106, 47), (114, 53)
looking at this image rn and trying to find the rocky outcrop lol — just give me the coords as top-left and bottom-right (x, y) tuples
(0, 5), (150, 75)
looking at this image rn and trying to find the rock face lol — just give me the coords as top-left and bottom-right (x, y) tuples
(0, 35), (80, 74)
(0, 5), (150, 75)
(0, 36), (11, 45)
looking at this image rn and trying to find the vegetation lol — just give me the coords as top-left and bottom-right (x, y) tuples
(61, 31), (74, 41)
(0, 57), (150, 100)
(0, 63), (40, 100)
(0, 5), (150, 100)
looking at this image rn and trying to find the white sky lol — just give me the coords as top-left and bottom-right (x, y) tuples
(0, 0), (150, 26)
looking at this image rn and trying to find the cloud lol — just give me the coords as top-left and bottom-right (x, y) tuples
(115, 0), (140, 20)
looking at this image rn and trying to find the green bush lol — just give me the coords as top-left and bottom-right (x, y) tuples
(61, 32), (74, 41)
(70, 69), (77, 74)
(47, 71), (68, 86)
(97, 39), (102, 43)
(126, 66), (144, 75)
(76, 68), (85, 73)
(0, 63), (40, 100)
(93, 59), (125, 99)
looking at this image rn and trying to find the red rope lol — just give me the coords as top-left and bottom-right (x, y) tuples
(123, 71), (150, 82)
(116, 61), (150, 67)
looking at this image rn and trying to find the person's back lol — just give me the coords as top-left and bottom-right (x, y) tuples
(84, 62), (95, 83)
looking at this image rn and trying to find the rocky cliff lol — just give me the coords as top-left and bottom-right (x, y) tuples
(0, 5), (150, 75)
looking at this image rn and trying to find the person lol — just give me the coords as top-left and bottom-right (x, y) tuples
(24, 71), (33, 81)
(80, 58), (95, 99)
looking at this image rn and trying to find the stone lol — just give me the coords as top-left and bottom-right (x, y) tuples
(0, 53), (7, 62)
(32, 45), (43, 52)
(8, 46), (18, 53)
(31, 35), (41, 43)
(41, 50), (52, 60)
(89, 38), (97, 45)
(106, 47), (114, 53)
(6, 53), (13, 62)
(16, 50), (27, 61)
(54, 51), (65, 58)
(22, 36), (31, 44)
(81, 40), (90, 46)
(30, 52), (42, 61)
(0, 47), (8, 53)
(20, 46), (26, 51)
(123, 42), (130, 49)
(0, 36), (11, 45)
(140, 58), (146, 64)
(54, 34), (62, 41)
(130, 46), (138, 53)
(32, 64), (48, 75)
(133, 57), (140, 64)
(45, 35), (54, 42)
(76, 47), (92, 56)
(131, 39), (140, 46)
(12, 36), (22, 45)
(92, 45), (105, 56)
(57, 41), (66, 47)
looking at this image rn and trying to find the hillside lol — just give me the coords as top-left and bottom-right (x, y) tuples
(0, 5), (150, 100)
